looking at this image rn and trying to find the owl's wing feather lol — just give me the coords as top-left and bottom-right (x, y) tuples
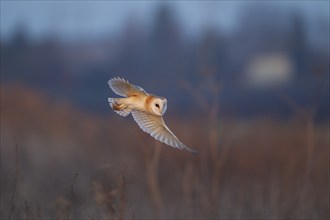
(108, 77), (148, 97)
(132, 110), (198, 154)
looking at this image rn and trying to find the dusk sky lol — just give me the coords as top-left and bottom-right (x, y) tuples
(1, 1), (328, 41)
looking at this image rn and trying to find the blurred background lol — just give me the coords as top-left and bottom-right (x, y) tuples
(1, 1), (329, 219)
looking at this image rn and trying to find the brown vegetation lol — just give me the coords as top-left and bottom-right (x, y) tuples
(1, 84), (329, 219)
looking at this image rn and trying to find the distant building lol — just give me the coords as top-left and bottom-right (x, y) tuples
(245, 53), (294, 88)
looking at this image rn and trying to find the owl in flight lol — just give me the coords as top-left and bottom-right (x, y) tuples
(108, 77), (198, 154)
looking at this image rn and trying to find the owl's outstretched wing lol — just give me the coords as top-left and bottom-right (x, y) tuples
(132, 110), (198, 154)
(108, 77), (148, 97)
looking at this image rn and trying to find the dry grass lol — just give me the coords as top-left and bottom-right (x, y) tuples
(0, 84), (329, 219)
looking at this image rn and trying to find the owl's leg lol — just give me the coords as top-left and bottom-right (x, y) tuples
(112, 103), (125, 111)
(108, 98), (132, 117)
(108, 98), (125, 110)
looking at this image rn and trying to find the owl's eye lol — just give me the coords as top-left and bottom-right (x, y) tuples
(155, 104), (160, 108)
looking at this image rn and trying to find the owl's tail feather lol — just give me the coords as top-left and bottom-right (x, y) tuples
(108, 98), (132, 117)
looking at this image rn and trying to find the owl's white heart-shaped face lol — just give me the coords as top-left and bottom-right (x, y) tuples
(150, 97), (167, 116)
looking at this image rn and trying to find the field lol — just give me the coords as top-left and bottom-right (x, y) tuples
(1, 84), (329, 219)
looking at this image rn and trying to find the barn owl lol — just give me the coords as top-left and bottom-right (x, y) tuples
(108, 77), (198, 154)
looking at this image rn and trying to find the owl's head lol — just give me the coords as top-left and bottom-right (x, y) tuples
(150, 96), (167, 116)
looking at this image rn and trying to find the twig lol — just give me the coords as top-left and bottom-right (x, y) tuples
(69, 171), (79, 203)
(181, 77), (225, 217)
(36, 203), (42, 220)
(65, 170), (79, 220)
(8, 137), (19, 220)
(277, 91), (307, 118)
(180, 81), (208, 113)
(24, 200), (31, 220)
(118, 168), (127, 220)
(146, 141), (163, 218)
